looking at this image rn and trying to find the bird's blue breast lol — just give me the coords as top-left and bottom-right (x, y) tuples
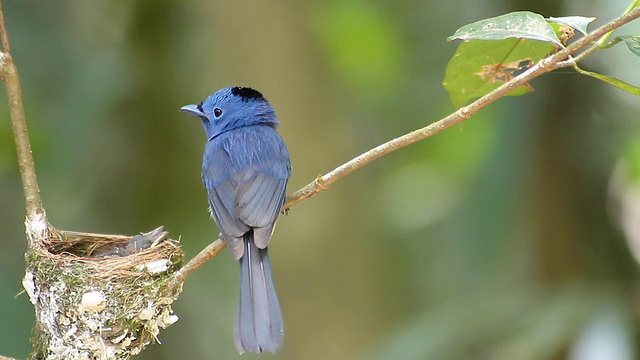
(202, 124), (291, 190)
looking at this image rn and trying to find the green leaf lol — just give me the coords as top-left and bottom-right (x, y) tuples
(547, 16), (596, 35)
(448, 11), (563, 46)
(620, 35), (640, 56)
(573, 64), (640, 96)
(443, 38), (557, 108)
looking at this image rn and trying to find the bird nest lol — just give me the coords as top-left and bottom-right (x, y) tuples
(23, 221), (185, 360)
(41, 226), (182, 277)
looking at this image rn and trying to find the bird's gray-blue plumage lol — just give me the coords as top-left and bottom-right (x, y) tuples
(181, 86), (290, 354)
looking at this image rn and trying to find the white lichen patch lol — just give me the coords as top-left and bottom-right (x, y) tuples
(80, 291), (106, 312)
(58, 314), (71, 326)
(63, 325), (78, 341)
(83, 318), (100, 332)
(158, 312), (179, 328)
(138, 306), (155, 321)
(137, 259), (169, 274)
(119, 335), (133, 348)
(25, 212), (49, 240)
(112, 330), (128, 344)
(0, 51), (8, 66)
(22, 270), (37, 305)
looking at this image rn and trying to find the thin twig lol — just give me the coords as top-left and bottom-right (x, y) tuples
(174, 6), (640, 283)
(286, 6), (640, 208)
(0, 0), (44, 221)
(566, 2), (640, 64)
(169, 239), (225, 289)
(171, 6), (640, 284)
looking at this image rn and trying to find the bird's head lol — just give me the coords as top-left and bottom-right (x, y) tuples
(181, 86), (279, 139)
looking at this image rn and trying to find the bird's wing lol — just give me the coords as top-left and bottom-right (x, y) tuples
(235, 170), (288, 229)
(207, 178), (250, 237)
(203, 145), (250, 259)
(207, 167), (287, 252)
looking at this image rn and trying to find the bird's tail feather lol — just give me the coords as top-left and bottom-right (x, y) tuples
(234, 231), (284, 354)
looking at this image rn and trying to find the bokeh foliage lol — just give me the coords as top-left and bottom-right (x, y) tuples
(1, 0), (639, 359)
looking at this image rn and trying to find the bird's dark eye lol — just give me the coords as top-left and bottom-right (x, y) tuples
(213, 108), (223, 118)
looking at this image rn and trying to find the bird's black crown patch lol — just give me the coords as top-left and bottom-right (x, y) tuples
(231, 87), (264, 101)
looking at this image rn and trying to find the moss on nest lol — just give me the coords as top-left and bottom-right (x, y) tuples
(24, 226), (184, 360)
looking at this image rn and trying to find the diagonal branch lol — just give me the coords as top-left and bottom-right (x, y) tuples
(286, 5), (640, 209)
(172, 5), (640, 285)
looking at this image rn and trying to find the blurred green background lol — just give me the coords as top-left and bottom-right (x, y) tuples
(1, 0), (639, 359)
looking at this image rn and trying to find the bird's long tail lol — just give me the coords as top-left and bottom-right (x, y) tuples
(234, 231), (284, 354)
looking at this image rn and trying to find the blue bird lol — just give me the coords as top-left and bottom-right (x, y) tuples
(181, 86), (291, 354)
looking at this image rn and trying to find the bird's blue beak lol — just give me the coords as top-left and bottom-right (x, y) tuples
(180, 104), (205, 117)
